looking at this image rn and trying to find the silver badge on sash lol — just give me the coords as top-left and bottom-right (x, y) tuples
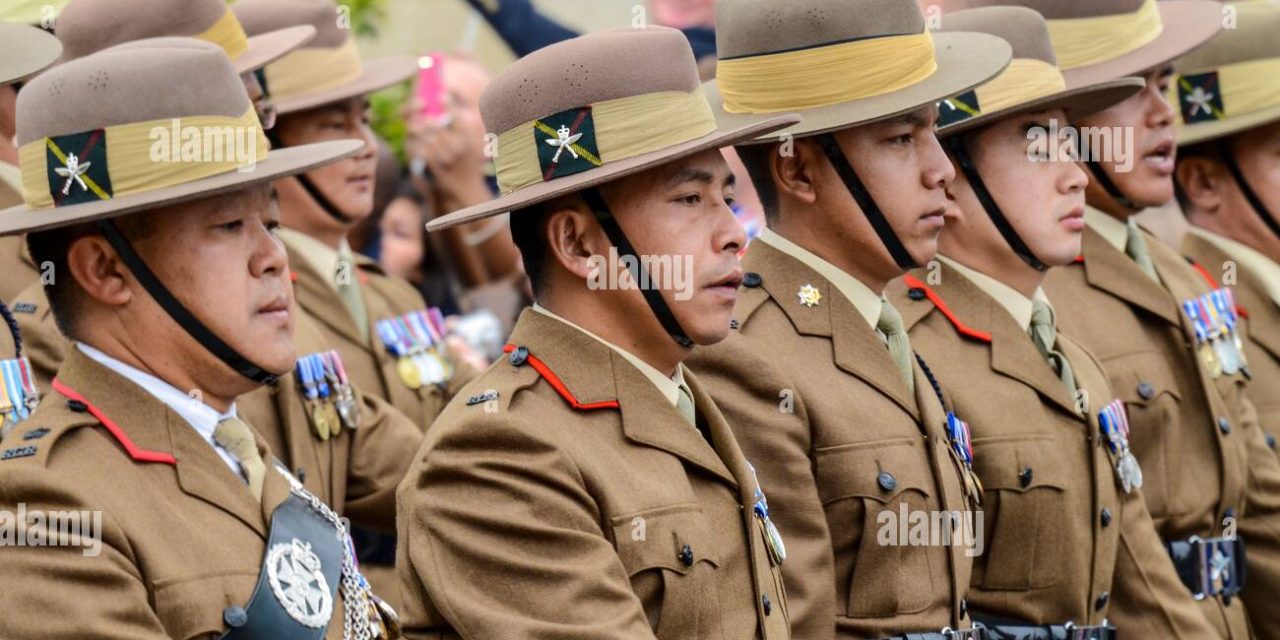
(267, 538), (334, 628)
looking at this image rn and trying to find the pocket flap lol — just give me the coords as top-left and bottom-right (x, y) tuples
(972, 439), (1067, 492)
(815, 440), (934, 505)
(611, 505), (721, 577)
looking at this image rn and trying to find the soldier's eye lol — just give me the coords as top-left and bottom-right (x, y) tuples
(677, 194), (702, 205)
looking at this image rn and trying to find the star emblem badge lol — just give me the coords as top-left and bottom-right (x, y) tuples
(798, 284), (821, 308)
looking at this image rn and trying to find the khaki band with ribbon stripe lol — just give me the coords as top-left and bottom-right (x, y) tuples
(19, 107), (268, 209)
(1046, 0), (1163, 71)
(198, 8), (251, 62)
(716, 30), (938, 114)
(1172, 57), (1280, 126)
(494, 88), (717, 194)
(948, 58), (1068, 120)
(263, 39), (363, 103)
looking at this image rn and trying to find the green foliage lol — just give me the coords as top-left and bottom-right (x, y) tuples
(335, 0), (388, 38)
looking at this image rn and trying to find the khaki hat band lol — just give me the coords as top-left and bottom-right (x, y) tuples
(494, 88), (717, 194)
(1172, 57), (1280, 126)
(716, 30), (938, 115)
(959, 58), (1067, 119)
(1047, 0), (1163, 71)
(19, 107), (269, 209)
(265, 38), (363, 101)
(0, 0), (64, 24)
(199, 8), (251, 61)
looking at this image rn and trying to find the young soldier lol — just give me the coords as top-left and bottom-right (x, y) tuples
(686, 0), (1010, 637)
(396, 27), (799, 638)
(1174, 0), (1280, 449)
(0, 38), (398, 638)
(0, 20), (59, 427)
(953, 0), (1280, 635)
(3, 0), (424, 553)
(890, 6), (1216, 637)
(1170, 3), (1280, 633)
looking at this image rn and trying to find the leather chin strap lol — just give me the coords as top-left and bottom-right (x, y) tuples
(816, 133), (919, 270)
(1216, 139), (1280, 240)
(97, 219), (280, 385)
(1083, 159), (1140, 211)
(579, 187), (695, 348)
(945, 135), (1049, 271)
(265, 128), (355, 225)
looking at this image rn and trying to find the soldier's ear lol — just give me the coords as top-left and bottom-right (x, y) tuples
(1175, 156), (1225, 216)
(543, 198), (602, 283)
(773, 137), (819, 206)
(66, 234), (134, 309)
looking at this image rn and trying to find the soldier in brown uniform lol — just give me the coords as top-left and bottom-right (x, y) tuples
(236, 0), (474, 432)
(890, 6), (1215, 637)
(0, 38), (397, 638)
(685, 1), (1011, 637)
(396, 26), (799, 639)
(1173, 1), (1280, 454)
(941, 0), (1280, 636)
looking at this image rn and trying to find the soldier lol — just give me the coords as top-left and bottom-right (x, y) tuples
(0, 38), (398, 638)
(889, 6), (1216, 637)
(0, 19), (59, 427)
(942, 0), (1280, 635)
(1170, 3), (1280, 634)
(396, 26), (798, 638)
(11, 0), (319, 386)
(3, 0), (424, 549)
(685, 1), (1010, 637)
(1174, 1), (1280, 452)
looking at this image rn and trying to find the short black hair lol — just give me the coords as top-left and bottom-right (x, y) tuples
(733, 143), (780, 225)
(508, 203), (553, 299)
(25, 222), (98, 339)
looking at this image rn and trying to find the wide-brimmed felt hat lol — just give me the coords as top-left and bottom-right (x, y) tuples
(56, 0), (315, 74)
(0, 37), (362, 236)
(941, 0), (1224, 88)
(1170, 1), (1280, 145)
(234, 0), (416, 115)
(0, 22), (61, 85)
(702, 0), (1011, 142)
(426, 26), (799, 232)
(936, 6), (1144, 137)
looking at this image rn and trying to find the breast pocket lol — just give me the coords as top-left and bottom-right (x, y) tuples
(816, 439), (937, 617)
(1111, 358), (1182, 518)
(971, 439), (1068, 591)
(151, 571), (260, 639)
(611, 505), (722, 638)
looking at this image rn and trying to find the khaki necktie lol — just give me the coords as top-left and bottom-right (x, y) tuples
(213, 417), (266, 502)
(1125, 218), (1160, 282)
(336, 249), (369, 339)
(676, 381), (696, 427)
(1030, 299), (1078, 397)
(877, 301), (915, 394)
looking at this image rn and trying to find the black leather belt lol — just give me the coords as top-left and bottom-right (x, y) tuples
(878, 627), (988, 640)
(1168, 535), (1246, 601)
(981, 623), (1115, 639)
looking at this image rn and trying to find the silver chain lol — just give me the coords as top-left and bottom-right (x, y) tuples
(282, 470), (378, 640)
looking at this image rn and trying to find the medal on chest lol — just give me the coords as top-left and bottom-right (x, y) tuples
(1098, 398), (1143, 494)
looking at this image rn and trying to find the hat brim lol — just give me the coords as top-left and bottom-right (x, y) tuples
(0, 22), (62, 85)
(234, 25), (316, 75)
(274, 54), (417, 114)
(939, 77), (1146, 137)
(426, 113), (802, 232)
(0, 139), (363, 236)
(1063, 1), (1223, 88)
(702, 31), (1012, 142)
(1178, 102), (1280, 146)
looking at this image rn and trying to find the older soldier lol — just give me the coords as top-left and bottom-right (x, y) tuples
(1171, 3), (1280, 636)
(397, 26), (798, 638)
(942, 0), (1280, 635)
(0, 39), (396, 638)
(684, 1), (1010, 638)
(891, 6), (1216, 637)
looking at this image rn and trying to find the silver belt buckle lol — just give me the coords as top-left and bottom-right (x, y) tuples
(1063, 621), (1110, 640)
(941, 623), (985, 640)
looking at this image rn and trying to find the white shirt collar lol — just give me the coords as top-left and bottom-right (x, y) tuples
(76, 342), (242, 474)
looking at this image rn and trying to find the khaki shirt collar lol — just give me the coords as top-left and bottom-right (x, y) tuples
(755, 227), (883, 330)
(531, 304), (685, 407)
(1084, 205), (1129, 253)
(277, 227), (352, 293)
(1189, 226), (1280, 307)
(937, 255), (1054, 331)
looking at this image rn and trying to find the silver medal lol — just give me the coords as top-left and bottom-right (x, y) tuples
(266, 537), (334, 628)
